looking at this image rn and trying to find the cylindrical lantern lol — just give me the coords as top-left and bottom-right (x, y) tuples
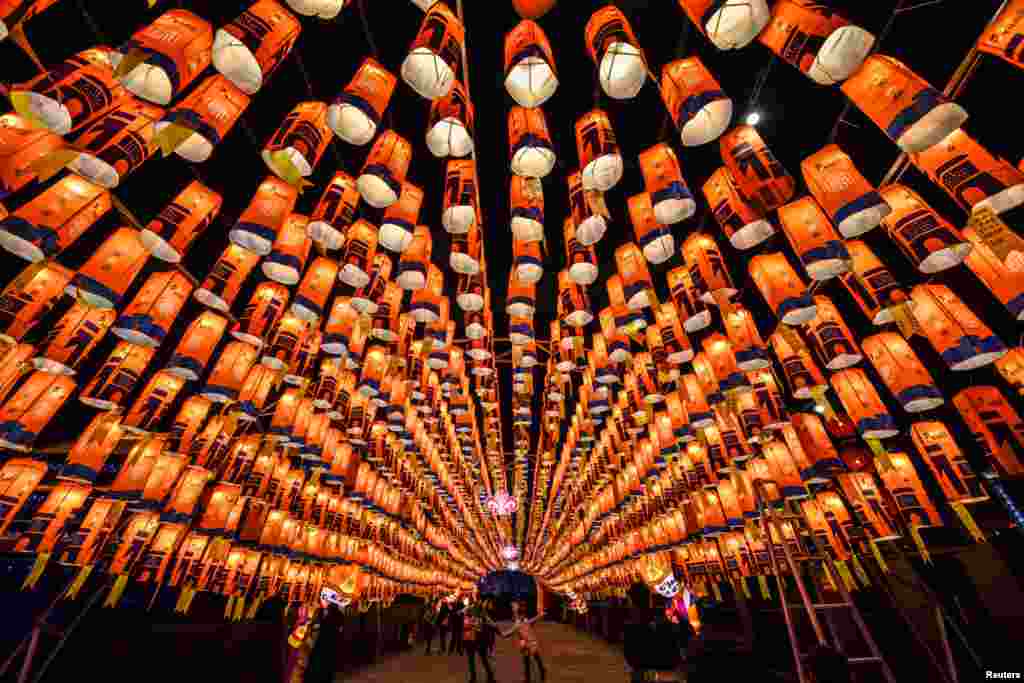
(66, 227), (149, 309)
(339, 219), (379, 288)
(0, 370), (74, 450)
(140, 181), (222, 263)
(616, 242), (655, 310)
(629, 192), (674, 265)
(839, 239), (908, 326)
(880, 184), (971, 273)
(68, 99), (164, 189)
(396, 225), (433, 291)
(830, 368), (898, 439)
(212, 0), (301, 95)
(863, 332), (942, 413)
(509, 107), (555, 179)
(910, 421), (988, 504)
(504, 20), (558, 108)
(510, 175), (544, 243)
(676, 0), (770, 50)
(308, 171), (359, 250)
(841, 55), (967, 153)
(513, 238), (543, 284)
(0, 114), (65, 199)
(722, 306), (769, 371)
(380, 183), (424, 254)
(400, 3), (464, 100)
(575, 109), (622, 192)
(201, 341), (259, 402)
(666, 265), (711, 332)
(122, 371), (186, 433)
(169, 395), (212, 455)
(0, 261), (72, 343)
(639, 143), (694, 227)
(443, 159), (478, 235)
(156, 74), (250, 163)
(910, 283), (1007, 371)
(262, 312), (306, 371)
(770, 329), (826, 400)
(61, 411), (123, 482)
(584, 6), (646, 100)
(80, 341), (154, 409)
(720, 125), (796, 213)
(568, 170), (609, 247)
(749, 252), (817, 325)
(262, 102), (331, 182)
(112, 270), (193, 347)
(682, 232), (736, 305)
(293, 256), (338, 322)
(357, 130), (412, 209)
(777, 196), (850, 281)
(35, 303), (115, 375)
(954, 386), (1024, 478)
(805, 295), (862, 370)
(802, 144), (890, 238)
(230, 176), (299, 256)
(235, 281), (289, 347)
(263, 213), (311, 285)
(702, 166), (771, 250)
(196, 243), (261, 312)
(660, 57), (731, 147)
(426, 81), (474, 158)
(878, 452), (943, 529)
(0, 174), (111, 263)
(962, 224), (1024, 321)
(328, 58), (397, 146)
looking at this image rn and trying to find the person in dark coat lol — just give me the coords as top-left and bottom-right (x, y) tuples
(437, 599), (453, 653)
(449, 599), (465, 655)
(622, 584), (691, 682)
(421, 601), (439, 655)
(302, 599), (346, 683)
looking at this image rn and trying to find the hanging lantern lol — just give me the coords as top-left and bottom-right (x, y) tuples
(80, 341), (154, 409)
(201, 341), (259, 402)
(676, 0), (770, 50)
(961, 224), (1024, 321)
(412, 264), (445, 323)
(720, 125), (796, 213)
(357, 130), (412, 209)
(759, 439), (807, 500)
(10, 46), (127, 136)
(585, 6), (647, 100)
(666, 265), (711, 333)
(291, 256), (338, 324)
(352, 252), (392, 315)
(978, 0), (1024, 70)
(34, 303), (115, 375)
(263, 213), (311, 286)
(513, 239), (543, 284)
(660, 57), (731, 147)
(507, 272), (537, 319)
(237, 364), (277, 421)
(510, 175), (544, 243)
(568, 170), (609, 247)
(747, 368), (788, 430)
(682, 232), (736, 306)
(328, 57), (396, 147)
(230, 176), (299, 256)
(702, 166), (772, 250)
(262, 102), (331, 182)
(953, 386), (1024, 478)
(911, 283), (1007, 371)
(559, 270), (592, 328)
(629, 192), (674, 265)
(0, 174), (111, 263)
(770, 329), (826, 400)
(339, 219), (379, 288)
(638, 143), (694, 228)
(68, 99), (164, 189)
(801, 144), (890, 238)
(322, 297), (356, 355)
(442, 159), (478, 235)
(122, 371), (186, 432)
(835, 470), (900, 541)
(778, 196), (850, 281)
(721, 305), (768, 371)
(509, 107), (555, 179)
(805, 296), (862, 370)
(878, 452), (943, 529)
(562, 218), (598, 287)
(0, 370), (74, 450)
(0, 343), (33, 404)
(504, 19), (558, 107)
(839, 240), (908, 326)
(401, 2), (464, 100)
(379, 183), (424, 254)
(913, 128), (1024, 215)
(112, 270), (193, 347)
(863, 332), (942, 413)
(841, 55), (967, 154)
(616, 242), (656, 311)
(995, 347), (1024, 394)
(308, 171), (359, 250)
(156, 74), (250, 163)
(575, 109), (623, 192)
(170, 396), (212, 457)
(140, 181), (222, 263)
(910, 421), (988, 503)
(450, 222), (482, 274)
(749, 252), (817, 325)
(0, 261), (72, 342)
(656, 302), (693, 365)
(213, 0), (301, 95)
(13, 481), (91, 574)
(262, 312), (306, 371)
(702, 333), (748, 395)
(0, 114), (65, 199)
(880, 184), (971, 273)
(62, 413), (120, 481)
(427, 81), (474, 158)
(830, 368), (898, 439)
(196, 243), (261, 312)
(757, 1), (874, 85)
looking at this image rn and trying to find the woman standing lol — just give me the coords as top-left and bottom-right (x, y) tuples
(500, 601), (546, 683)
(462, 599), (496, 683)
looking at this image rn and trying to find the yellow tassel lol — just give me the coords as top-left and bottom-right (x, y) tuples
(710, 581), (722, 602)
(835, 560), (857, 592)
(183, 586), (198, 614)
(822, 563), (838, 592)
(869, 540), (891, 574)
(809, 386), (835, 420)
(22, 552), (51, 590)
(114, 47), (150, 79)
(103, 574), (130, 608)
(910, 525), (932, 565)
(9, 91), (48, 129)
(865, 438), (895, 472)
(247, 593), (264, 620)
(950, 502), (986, 543)
(224, 595), (236, 619)
(151, 121), (195, 157)
(738, 576), (751, 600)
(851, 554), (871, 587)
(757, 575), (771, 600)
(267, 150), (314, 192)
(174, 584), (193, 613)
(64, 564), (94, 600)
(234, 595), (246, 622)
(889, 302), (919, 338)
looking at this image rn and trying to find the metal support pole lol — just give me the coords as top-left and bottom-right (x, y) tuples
(17, 627), (41, 683)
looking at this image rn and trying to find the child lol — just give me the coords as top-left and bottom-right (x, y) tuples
(500, 601), (546, 683)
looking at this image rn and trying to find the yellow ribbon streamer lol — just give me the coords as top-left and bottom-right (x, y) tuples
(865, 438), (895, 472)
(224, 595), (236, 619)
(737, 576), (751, 600)
(114, 47), (150, 79)
(267, 149), (314, 192)
(822, 563), (838, 592)
(64, 564), (94, 600)
(809, 385), (834, 419)
(869, 540), (891, 574)
(835, 560), (857, 592)
(889, 302), (919, 338)
(757, 574), (771, 600)
(910, 526), (932, 565)
(103, 574), (130, 608)
(710, 581), (722, 602)
(22, 552), (51, 590)
(151, 121), (196, 157)
(850, 554), (870, 587)
(234, 595), (247, 622)
(950, 502), (986, 543)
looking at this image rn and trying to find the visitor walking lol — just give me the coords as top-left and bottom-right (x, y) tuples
(437, 599), (453, 654)
(421, 601), (439, 655)
(481, 600), (498, 658)
(449, 599), (465, 655)
(463, 598), (496, 683)
(500, 601), (546, 683)
(622, 584), (690, 682)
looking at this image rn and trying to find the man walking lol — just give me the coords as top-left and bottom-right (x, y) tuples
(449, 598), (465, 655)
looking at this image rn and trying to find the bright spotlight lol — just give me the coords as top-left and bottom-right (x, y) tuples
(746, 112), (761, 126)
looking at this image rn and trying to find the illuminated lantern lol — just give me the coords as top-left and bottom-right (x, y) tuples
(269, 387), (301, 441)
(880, 184), (970, 273)
(352, 251), (392, 315)
(292, 256), (338, 323)
(13, 481), (90, 560)
(910, 421), (988, 503)
(328, 58), (396, 146)
(170, 395), (212, 454)
(0, 370), (74, 450)
(509, 107), (555, 179)
(427, 81), (474, 158)
(721, 127), (796, 216)
(262, 312), (306, 371)
(802, 144), (890, 238)
(202, 341), (259, 402)
(660, 57), (730, 147)
(396, 224), (432, 290)
(0, 261), (71, 342)
(378, 183), (423, 254)
(308, 172), (358, 251)
(61, 412), (120, 482)
(230, 176), (298, 256)
(778, 197), (850, 281)
(370, 281), (403, 340)
(911, 283), (1006, 371)
(979, 0), (1024, 70)
(878, 452), (942, 529)
(213, 0), (301, 95)
(0, 343), (33, 405)
(760, 439), (807, 499)
(722, 306), (768, 371)
(401, 2), (464, 100)
(358, 131), (412, 209)
(785, 413), (840, 482)
(559, 270), (592, 328)
(702, 333), (748, 394)
(55, 497), (126, 576)
(339, 219), (379, 288)
(995, 347), (1024, 394)
(237, 363), (277, 421)
(510, 175), (544, 243)
(412, 264), (445, 322)
(757, 1), (874, 84)
(676, 0), (769, 50)
(197, 482), (243, 535)
(629, 192), (673, 265)
(682, 232), (736, 306)
(747, 368), (788, 429)
(113, 270), (193, 347)
(157, 73), (250, 163)
(140, 181), (222, 263)
(0, 114), (65, 199)
(0, 174), (110, 262)
(568, 170), (608, 247)
(863, 332), (942, 413)
(953, 386), (1024, 478)
(442, 159), (477, 234)
(263, 102), (331, 184)
(680, 372), (713, 429)
(123, 371), (186, 432)
(599, 307), (629, 363)
(35, 303), (115, 375)
(450, 223), (482, 274)
(513, 239), (543, 284)
(962, 224), (1024, 321)
(702, 167), (771, 250)
(840, 240), (908, 325)
(196, 243), (261, 312)
(666, 265), (711, 332)
(68, 99), (164, 189)
(770, 330), (825, 400)
(830, 368), (898, 439)
(504, 20), (558, 108)
(749, 252), (816, 325)
(919, 132), (1024, 215)
(804, 295), (861, 370)
(505, 272), (536, 320)
(262, 213), (311, 286)
(636, 146), (692, 231)
(323, 297), (361, 356)
(563, 218), (598, 287)
(575, 109), (622, 192)
(694, 488), (729, 536)
(585, 6), (646, 99)
(841, 55), (967, 154)
(10, 46), (126, 136)
(81, 341), (154, 409)
(656, 302), (693, 365)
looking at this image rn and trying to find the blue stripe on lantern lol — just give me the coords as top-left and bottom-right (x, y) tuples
(0, 215), (58, 256)
(940, 335), (1007, 368)
(885, 88), (947, 142)
(69, 273), (124, 307)
(114, 314), (166, 343)
(334, 92), (383, 126)
(361, 164), (402, 198)
(833, 191), (887, 229)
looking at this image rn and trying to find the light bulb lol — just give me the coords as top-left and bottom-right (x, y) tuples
(746, 112), (761, 126)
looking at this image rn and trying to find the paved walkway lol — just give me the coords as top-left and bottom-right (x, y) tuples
(337, 621), (627, 683)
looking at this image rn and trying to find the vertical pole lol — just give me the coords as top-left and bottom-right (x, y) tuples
(16, 627), (41, 683)
(936, 606), (959, 683)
